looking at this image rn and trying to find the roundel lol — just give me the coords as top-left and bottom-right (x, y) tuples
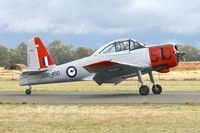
(66, 66), (77, 78)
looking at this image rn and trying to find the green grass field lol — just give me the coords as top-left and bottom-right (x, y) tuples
(0, 104), (200, 133)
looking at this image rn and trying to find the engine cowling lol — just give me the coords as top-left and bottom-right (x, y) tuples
(156, 69), (170, 73)
(149, 44), (178, 73)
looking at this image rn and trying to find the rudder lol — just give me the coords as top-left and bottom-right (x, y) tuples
(27, 37), (55, 71)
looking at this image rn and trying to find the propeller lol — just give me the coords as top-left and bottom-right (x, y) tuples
(174, 45), (186, 62)
(176, 52), (186, 62)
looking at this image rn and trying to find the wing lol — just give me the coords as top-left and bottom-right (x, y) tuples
(84, 60), (148, 85)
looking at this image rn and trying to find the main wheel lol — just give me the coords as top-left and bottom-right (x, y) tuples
(139, 85), (150, 96)
(25, 89), (32, 95)
(152, 84), (162, 95)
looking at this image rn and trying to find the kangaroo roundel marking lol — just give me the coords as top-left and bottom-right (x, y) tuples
(66, 66), (77, 78)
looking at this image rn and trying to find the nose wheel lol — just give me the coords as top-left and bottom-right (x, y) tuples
(25, 85), (32, 95)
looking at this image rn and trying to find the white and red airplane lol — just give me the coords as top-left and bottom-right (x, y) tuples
(19, 37), (184, 96)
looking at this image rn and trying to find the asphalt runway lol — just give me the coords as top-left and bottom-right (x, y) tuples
(0, 91), (200, 104)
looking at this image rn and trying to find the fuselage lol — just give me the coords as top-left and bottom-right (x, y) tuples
(19, 43), (179, 86)
(19, 47), (150, 85)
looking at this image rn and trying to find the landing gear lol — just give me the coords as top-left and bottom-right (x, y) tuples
(139, 85), (150, 95)
(152, 84), (162, 94)
(137, 70), (163, 96)
(148, 71), (162, 95)
(137, 71), (149, 96)
(25, 85), (32, 95)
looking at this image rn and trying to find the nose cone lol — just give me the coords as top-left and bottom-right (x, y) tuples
(174, 45), (186, 63)
(176, 52), (186, 63)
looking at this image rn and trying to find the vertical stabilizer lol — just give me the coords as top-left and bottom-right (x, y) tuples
(27, 37), (55, 71)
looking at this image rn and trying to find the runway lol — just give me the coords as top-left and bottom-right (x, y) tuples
(0, 91), (200, 104)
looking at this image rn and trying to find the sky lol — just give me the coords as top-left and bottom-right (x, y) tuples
(0, 0), (200, 49)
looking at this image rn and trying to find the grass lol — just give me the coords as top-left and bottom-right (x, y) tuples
(0, 104), (200, 133)
(0, 64), (199, 133)
(0, 80), (199, 92)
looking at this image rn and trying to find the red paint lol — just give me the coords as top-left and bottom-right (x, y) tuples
(85, 60), (117, 68)
(149, 45), (178, 71)
(157, 69), (170, 73)
(34, 37), (55, 69)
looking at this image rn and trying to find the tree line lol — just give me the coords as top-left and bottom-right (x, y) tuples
(0, 40), (94, 66)
(177, 45), (200, 61)
(0, 41), (199, 67)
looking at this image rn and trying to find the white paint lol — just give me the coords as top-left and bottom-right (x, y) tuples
(27, 39), (40, 70)
(67, 67), (76, 77)
(44, 56), (49, 67)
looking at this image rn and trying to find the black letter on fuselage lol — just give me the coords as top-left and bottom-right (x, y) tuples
(150, 50), (159, 62)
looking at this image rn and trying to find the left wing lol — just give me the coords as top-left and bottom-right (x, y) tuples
(84, 60), (148, 85)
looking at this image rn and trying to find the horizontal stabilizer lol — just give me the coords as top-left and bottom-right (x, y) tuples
(22, 69), (48, 74)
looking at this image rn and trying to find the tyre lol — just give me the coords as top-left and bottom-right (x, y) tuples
(139, 85), (150, 96)
(152, 84), (162, 95)
(25, 89), (31, 95)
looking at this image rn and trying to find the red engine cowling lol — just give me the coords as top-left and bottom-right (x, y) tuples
(149, 45), (178, 73)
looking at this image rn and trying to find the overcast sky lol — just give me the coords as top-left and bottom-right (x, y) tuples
(0, 0), (200, 49)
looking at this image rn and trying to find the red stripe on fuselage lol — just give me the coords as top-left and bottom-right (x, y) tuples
(85, 60), (117, 68)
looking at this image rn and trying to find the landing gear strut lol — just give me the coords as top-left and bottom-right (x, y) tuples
(137, 71), (150, 96)
(137, 71), (162, 96)
(25, 85), (32, 95)
(148, 71), (162, 95)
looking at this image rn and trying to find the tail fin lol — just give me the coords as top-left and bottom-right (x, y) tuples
(27, 37), (55, 71)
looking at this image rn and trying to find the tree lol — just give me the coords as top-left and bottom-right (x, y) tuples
(178, 45), (200, 61)
(9, 43), (27, 65)
(9, 49), (21, 64)
(48, 40), (74, 65)
(16, 43), (27, 65)
(1, 41), (199, 67)
(74, 47), (94, 59)
(0, 44), (10, 66)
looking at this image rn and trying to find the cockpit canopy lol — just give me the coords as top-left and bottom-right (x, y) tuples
(93, 39), (145, 55)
